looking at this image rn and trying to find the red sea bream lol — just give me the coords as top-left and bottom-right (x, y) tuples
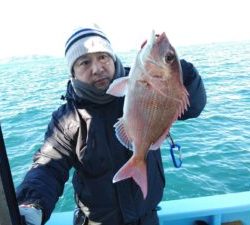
(106, 31), (189, 199)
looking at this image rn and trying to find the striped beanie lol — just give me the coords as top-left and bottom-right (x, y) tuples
(65, 26), (116, 74)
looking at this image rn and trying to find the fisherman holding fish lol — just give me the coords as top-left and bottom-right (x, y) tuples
(17, 24), (206, 225)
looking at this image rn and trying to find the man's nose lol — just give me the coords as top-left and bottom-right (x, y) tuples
(91, 61), (104, 74)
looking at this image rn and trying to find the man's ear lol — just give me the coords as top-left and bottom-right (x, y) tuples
(71, 69), (75, 78)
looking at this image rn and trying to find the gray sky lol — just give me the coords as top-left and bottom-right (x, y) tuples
(0, 0), (249, 58)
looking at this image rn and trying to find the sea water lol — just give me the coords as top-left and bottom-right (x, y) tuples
(0, 41), (250, 212)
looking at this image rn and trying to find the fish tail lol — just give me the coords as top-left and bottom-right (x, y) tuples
(113, 157), (148, 199)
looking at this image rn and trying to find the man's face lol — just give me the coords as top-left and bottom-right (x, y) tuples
(73, 52), (115, 90)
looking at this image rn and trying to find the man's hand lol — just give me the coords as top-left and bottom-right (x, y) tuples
(19, 205), (42, 225)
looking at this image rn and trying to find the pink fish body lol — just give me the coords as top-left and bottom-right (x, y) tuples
(106, 31), (189, 199)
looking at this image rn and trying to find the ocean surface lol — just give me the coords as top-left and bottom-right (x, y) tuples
(1, 40), (250, 213)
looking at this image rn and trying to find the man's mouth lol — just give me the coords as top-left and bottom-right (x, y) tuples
(94, 78), (111, 89)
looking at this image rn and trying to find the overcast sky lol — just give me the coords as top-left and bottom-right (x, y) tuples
(0, 0), (249, 58)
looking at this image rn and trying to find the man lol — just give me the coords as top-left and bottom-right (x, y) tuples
(17, 25), (206, 225)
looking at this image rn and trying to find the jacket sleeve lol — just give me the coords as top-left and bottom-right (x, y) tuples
(179, 59), (207, 120)
(16, 103), (79, 224)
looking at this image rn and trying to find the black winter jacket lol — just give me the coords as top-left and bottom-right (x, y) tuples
(16, 59), (206, 224)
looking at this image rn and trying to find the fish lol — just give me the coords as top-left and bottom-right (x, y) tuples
(106, 31), (190, 199)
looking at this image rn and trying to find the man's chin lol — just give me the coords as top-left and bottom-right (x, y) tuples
(94, 80), (111, 91)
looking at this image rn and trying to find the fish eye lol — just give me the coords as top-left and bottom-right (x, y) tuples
(165, 52), (175, 63)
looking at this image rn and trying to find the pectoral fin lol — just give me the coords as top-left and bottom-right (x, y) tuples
(106, 77), (129, 97)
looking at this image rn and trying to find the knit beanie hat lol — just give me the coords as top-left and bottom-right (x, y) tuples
(65, 25), (116, 75)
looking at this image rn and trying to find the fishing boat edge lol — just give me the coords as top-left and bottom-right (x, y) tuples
(46, 191), (250, 225)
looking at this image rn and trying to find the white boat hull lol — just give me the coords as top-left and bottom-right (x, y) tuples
(46, 191), (250, 225)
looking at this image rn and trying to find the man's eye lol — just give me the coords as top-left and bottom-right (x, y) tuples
(99, 54), (110, 62)
(79, 60), (89, 66)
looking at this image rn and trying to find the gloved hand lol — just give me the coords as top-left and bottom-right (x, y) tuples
(19, 205), (42, 225)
